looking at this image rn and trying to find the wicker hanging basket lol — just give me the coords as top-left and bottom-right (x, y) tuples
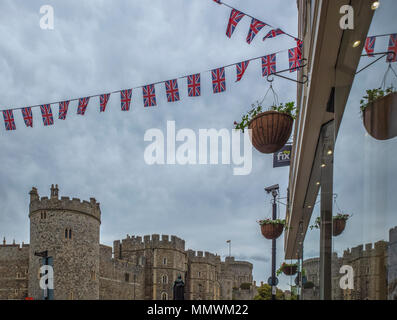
(363, 92), (397, 140)
(248, 111), (293, 154)
(332, 219), (346, 237)
(260, 223), (284, 240)
(282, 265), (298, 276)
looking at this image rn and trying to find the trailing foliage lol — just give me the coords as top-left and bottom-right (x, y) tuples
(360, 87), (395, 111)
(276, 262), (298, 276)
(309, 213), (350, 230)
(257, 218), (286, 226)
(234, 101), (296, 132)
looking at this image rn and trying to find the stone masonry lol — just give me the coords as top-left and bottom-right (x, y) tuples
(0, 185), (254, 300)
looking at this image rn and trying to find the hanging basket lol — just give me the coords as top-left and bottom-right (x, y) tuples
(282, 265), (298, 276)
(248, 111), (293, 154)
(363, 92), (397, 140)
(332, 219), (346, 237)
(260, 223), (284, 240)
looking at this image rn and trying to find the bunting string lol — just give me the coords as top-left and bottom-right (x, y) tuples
(212, 0), (299, 42)
(1, 47), (305, 131)
(364, 33), (397, 63)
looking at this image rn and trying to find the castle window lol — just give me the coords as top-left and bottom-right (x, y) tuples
(69, 291), (74, 300)
(162, 274), (168, 284)
(65, 229), (68, 239)
(125, 273), (130, 282)
(65, 228), (72, 239)
(40, 212), (47, 219)
(198, 272), (201, 278)
(161, 292), (168, 300)
(91, 270), (96, 281)
(69, 229), (72, 239)
(163, 257), (167, 265)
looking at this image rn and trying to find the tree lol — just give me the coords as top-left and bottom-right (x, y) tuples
(254, 284), (285, 300)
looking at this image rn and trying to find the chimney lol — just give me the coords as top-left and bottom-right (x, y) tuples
(29, 187), (39, 202)
(50, 184), (59, 200)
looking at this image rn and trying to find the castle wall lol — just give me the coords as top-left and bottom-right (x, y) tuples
(0, 243), (29, 300)
(388, 227), (397, 300)
(99, 245), (145, 300)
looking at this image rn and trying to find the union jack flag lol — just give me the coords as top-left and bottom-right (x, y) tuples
(213, 0), (222, 4)
(77, 97), (90, 115)
(40, 104), (54, 126)
(365, 37), (376, 57)
(120, 90), (132, 111)
(246, 18), (267, 44)
(296, 38), (303, 56)
(263, 28), (285, 41)
(236, 61), (249, 82)
(226, 9), (245, 38)
(59, 101), (69, 120)
(21, 107), (33, 127)
(3, 110), (16, 131)
(165, 79), (180, 102)
(212, 67), (226, 93)
(187, 74), (201, 97)
(100, 94), (110, 112)
(387, 34), (397, 62)
(262, 54), (276, 77)
(143, 84), (156, 107)
(289, 47), (302, 72)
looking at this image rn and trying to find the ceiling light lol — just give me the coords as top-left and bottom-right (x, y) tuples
(371, 1), (380, 10)
(353, 40), (361, 48)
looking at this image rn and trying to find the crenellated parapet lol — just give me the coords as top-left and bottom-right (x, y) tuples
(115, 234), (185, 254)
(28, 185), (101, 223)
(0, 240), (29, 260)
(342, 241), (388, 260)
(187, 249), (221, 266)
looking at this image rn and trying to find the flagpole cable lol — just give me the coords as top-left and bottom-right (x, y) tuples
(215, 1), (300, 41)
(0, 48), (291, 113)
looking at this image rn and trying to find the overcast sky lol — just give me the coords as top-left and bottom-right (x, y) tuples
(0, 0), (396, 292)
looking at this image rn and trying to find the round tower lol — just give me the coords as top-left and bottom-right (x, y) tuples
(28, 185), (101, 300)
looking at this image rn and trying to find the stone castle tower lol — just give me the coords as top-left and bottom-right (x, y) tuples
(114, 234), (187, 300)
(28, 185), (101, 300)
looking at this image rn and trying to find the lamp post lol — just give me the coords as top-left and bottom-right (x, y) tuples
(265, 184), (279, 301)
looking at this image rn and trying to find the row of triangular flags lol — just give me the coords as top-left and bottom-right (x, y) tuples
(364, 34), (397, 62)
(1, 49), (303, 131)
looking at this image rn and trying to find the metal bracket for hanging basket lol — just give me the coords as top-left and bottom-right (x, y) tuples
(356, 51), (396, 75)
(266, 58), (309, 85)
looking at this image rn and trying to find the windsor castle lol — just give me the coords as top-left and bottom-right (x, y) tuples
(0, 185), (255, 300)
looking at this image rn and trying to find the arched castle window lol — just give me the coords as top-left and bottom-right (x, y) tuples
(163, 257), (167, 265)
(162, 274), (168, 284)
(69, 291), (74, 300)
(91, 270), (96, 281)
(65, 228), (72, 239)
(40, 211), (46, 219)
(161, 292), (168, 300)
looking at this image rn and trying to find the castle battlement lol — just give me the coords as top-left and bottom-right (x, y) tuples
(343, 241), (387, 259)
(224, 257), (253, 269)
(186, 249), (221, 265)
(116, 234), (185, 252)
(29, 185), (101, 222)
(0, 239), (29, 260)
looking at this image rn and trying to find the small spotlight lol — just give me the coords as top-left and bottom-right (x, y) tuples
(371, 1), (380, 10)
(308, 206), (312, 209)
(353, 40), (361, 48)
(316, 182), (320, 186)
(321, 164), (326, 168)
(327, 149), (333, 155)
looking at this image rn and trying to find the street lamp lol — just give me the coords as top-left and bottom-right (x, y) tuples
(265, 184), (279, 300)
